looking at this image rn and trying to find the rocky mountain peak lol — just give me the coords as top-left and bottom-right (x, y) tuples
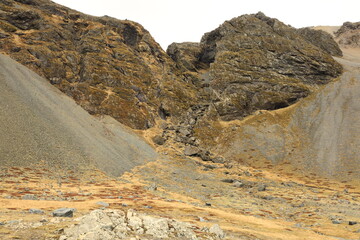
(169, 12), (342, 122)
(0, 2), (342, 137)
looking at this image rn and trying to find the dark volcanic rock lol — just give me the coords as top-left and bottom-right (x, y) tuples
(297, 27), (342, 56)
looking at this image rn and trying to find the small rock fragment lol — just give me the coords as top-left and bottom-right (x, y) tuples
(29, 208), (44, 214)
(152, 135), (166, 145)
(96, 201), (109, 208)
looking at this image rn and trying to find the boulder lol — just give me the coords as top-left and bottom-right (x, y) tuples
(60, 209), (207, 240)
(52, 208), (75, 217)
(184, 145), (200, 156)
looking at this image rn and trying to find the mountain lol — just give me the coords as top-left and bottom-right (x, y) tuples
(0, 1), (341, 132)
(1, 1), (360, 239)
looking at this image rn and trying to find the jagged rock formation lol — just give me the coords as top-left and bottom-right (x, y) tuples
(169, 12), (342, 121)
(0, 1), (342, 132)
(296, 27), (343, 56)
(0, 0), (198, 129)
(335, 21), (360, 47)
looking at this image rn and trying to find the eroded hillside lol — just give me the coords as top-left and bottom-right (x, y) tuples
(0, 0), (198, 129)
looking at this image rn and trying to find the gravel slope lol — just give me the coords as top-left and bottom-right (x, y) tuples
(0, 54), (157, 176)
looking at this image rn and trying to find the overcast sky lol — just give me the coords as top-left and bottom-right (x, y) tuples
(52, 0), (359, 50)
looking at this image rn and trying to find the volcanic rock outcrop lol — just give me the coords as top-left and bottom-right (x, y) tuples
(168, 12), (342, 121)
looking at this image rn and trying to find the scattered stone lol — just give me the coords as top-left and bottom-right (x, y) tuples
(233, 181), (244, 188)
(205, 203), (212, 206)
(145, 183), (157, 191)
(209, 224), (225, 239)
(332, 220), (342, 224)
(221, 179), (234, 183)
(96, 201), (110, 208)
(199, 217), (207, 222)
(29, 208), (44, 214)
(21, 194), (37, 200)
(52, 208), (75, 217)
(257, 184), (267, 192)
(60, 209), (206, 240)
(184, 145), (200, 156)
(349, 221), (358, 225)
(152, 135), (166, 145)
(211, 156), (225, 164)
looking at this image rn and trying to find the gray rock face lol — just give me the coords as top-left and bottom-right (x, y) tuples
(202, 12), (341, 121)
(169, 12), (342, 122)
(167, 42), (202, 71)
(60, 209), (223, 240)
(296, 27), (342, 56)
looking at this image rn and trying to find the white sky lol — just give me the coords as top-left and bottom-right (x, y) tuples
(52, 0), (359, 50)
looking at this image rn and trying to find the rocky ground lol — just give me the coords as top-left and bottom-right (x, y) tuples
(1, 1), (360, 240)
(0, 158), (359, 239)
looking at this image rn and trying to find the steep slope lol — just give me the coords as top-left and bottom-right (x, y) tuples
(0, 53), (157, 176)
(193, 48), (360, 180)
(0, 0), (197, 130)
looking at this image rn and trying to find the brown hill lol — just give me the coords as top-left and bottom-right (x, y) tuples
(0, 0), (198, 130)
